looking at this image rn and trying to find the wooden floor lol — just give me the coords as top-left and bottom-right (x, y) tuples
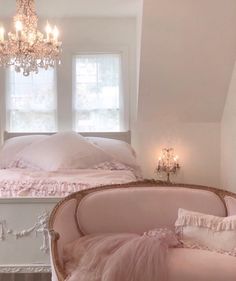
(0, 273), (51, 281)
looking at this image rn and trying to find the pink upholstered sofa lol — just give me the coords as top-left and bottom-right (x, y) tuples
(49, 181), (236, 281)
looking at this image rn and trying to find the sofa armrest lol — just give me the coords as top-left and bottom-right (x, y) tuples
(49, 197), (81, 281)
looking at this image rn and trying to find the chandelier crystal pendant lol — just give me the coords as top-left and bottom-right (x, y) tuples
(0, 0), (62, 76)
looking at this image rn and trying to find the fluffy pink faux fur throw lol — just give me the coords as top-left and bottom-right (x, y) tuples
(64, 229), (179, 281)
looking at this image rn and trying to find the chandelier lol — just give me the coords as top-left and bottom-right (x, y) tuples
(0, 0), (62, 76)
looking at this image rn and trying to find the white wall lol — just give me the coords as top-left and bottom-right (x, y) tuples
(135, 119), (221, 186)
(135, 0), (236, 187)
(221, 62), (236, 192)
(0, 17), (137, 137)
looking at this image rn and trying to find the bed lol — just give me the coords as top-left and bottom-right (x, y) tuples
(0, 131), (141, 276)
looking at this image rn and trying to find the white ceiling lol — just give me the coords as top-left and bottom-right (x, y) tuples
(0, 0), (141, 18)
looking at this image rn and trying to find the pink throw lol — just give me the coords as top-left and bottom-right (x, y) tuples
(64, 229), (179, 281)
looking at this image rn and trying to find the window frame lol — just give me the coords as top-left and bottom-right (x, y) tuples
(5, 67), (58, 133)
(72, 51), (129, 133)
(2, 49), (130, 134)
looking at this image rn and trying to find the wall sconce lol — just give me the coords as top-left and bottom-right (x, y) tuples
(156, 148), (180, 183)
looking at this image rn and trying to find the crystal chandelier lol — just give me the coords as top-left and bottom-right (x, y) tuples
(0, 0), (62, 76)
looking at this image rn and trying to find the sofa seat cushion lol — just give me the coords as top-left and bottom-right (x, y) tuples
(168, 248), (236, 281)
(63, 235), (236, 281)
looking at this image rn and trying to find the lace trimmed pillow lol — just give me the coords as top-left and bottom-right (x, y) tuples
(175, 208), (236, 256)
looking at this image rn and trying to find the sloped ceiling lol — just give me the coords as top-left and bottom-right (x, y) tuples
(138, 0), (236, 122)
(0, 0), (140, 17)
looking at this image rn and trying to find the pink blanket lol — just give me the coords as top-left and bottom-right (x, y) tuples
(0, 168), (138, 197)
(64, 229), (180, 281)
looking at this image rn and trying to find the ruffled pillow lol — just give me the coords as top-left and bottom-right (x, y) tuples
(87, 137), (142, 177)
(225, 196), (236, 216)
(0, 135), (48, 169)
(175, 208), (236, 256)
(15, 132), (112, 172)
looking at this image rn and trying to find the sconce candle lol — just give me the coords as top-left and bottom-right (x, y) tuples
(156, 148), (180, 183)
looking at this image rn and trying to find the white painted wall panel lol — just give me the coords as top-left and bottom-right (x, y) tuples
(134, 0), (236, 187)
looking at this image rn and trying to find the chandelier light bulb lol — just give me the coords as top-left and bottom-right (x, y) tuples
(174, 155), (179, 162)
(53, 26), (59, 42)
(45, 22), (52, 34)
(45, 21), (52, 42)
(0, 27), (5, 42)
(15, 20), (23, 31)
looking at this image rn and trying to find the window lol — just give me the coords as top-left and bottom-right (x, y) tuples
(73, 53), (124, 132)
(6, 67), (57, 132)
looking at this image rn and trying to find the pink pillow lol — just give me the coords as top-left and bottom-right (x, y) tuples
(17, 132), (111, 172)
(175, 208), (236, 256)
(87, 137), (139, 169)
(0, 135), (48, 168)
(225, 196), (236, 216)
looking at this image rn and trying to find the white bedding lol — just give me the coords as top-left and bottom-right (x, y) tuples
(0, 168), (138, 198)
(0, 133), (141, 198)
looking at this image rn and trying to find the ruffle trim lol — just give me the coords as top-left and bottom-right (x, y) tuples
(0, 180), (91, 197)
(93, 160), (143, 180)
(10, 159), (143, 180)
(179, 240), (236, 257)
(175, 214), (236, 231)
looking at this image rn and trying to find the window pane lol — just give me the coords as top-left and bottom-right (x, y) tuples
(9, 111), (56, 133)
(74, 54), (121, 132)
(7, 67), (57, 132)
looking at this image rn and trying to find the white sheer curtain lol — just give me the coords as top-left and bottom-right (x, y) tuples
(6, 67), (57, 133)
(73, 53), (124, 132)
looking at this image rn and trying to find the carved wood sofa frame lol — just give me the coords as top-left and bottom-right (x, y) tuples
(48, 180), (236, 281)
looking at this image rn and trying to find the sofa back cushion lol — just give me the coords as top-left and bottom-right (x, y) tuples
(76, 186), (226, 235)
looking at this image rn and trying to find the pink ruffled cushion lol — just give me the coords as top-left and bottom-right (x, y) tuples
(175, 208), (236, 256)
(225, 196), (236, 216)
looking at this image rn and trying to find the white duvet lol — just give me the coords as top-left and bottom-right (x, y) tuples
(0, 168), (138, 198)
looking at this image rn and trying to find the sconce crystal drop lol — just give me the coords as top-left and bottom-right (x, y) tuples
(156, 148), (180, 183)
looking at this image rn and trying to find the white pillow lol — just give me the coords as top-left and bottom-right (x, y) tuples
(225, 196), (236, 216)
(0, 135), (48, 169)
(87, 137), (138, 169)
(17, 132), (111, 172)
(175, 208), (236, 255)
